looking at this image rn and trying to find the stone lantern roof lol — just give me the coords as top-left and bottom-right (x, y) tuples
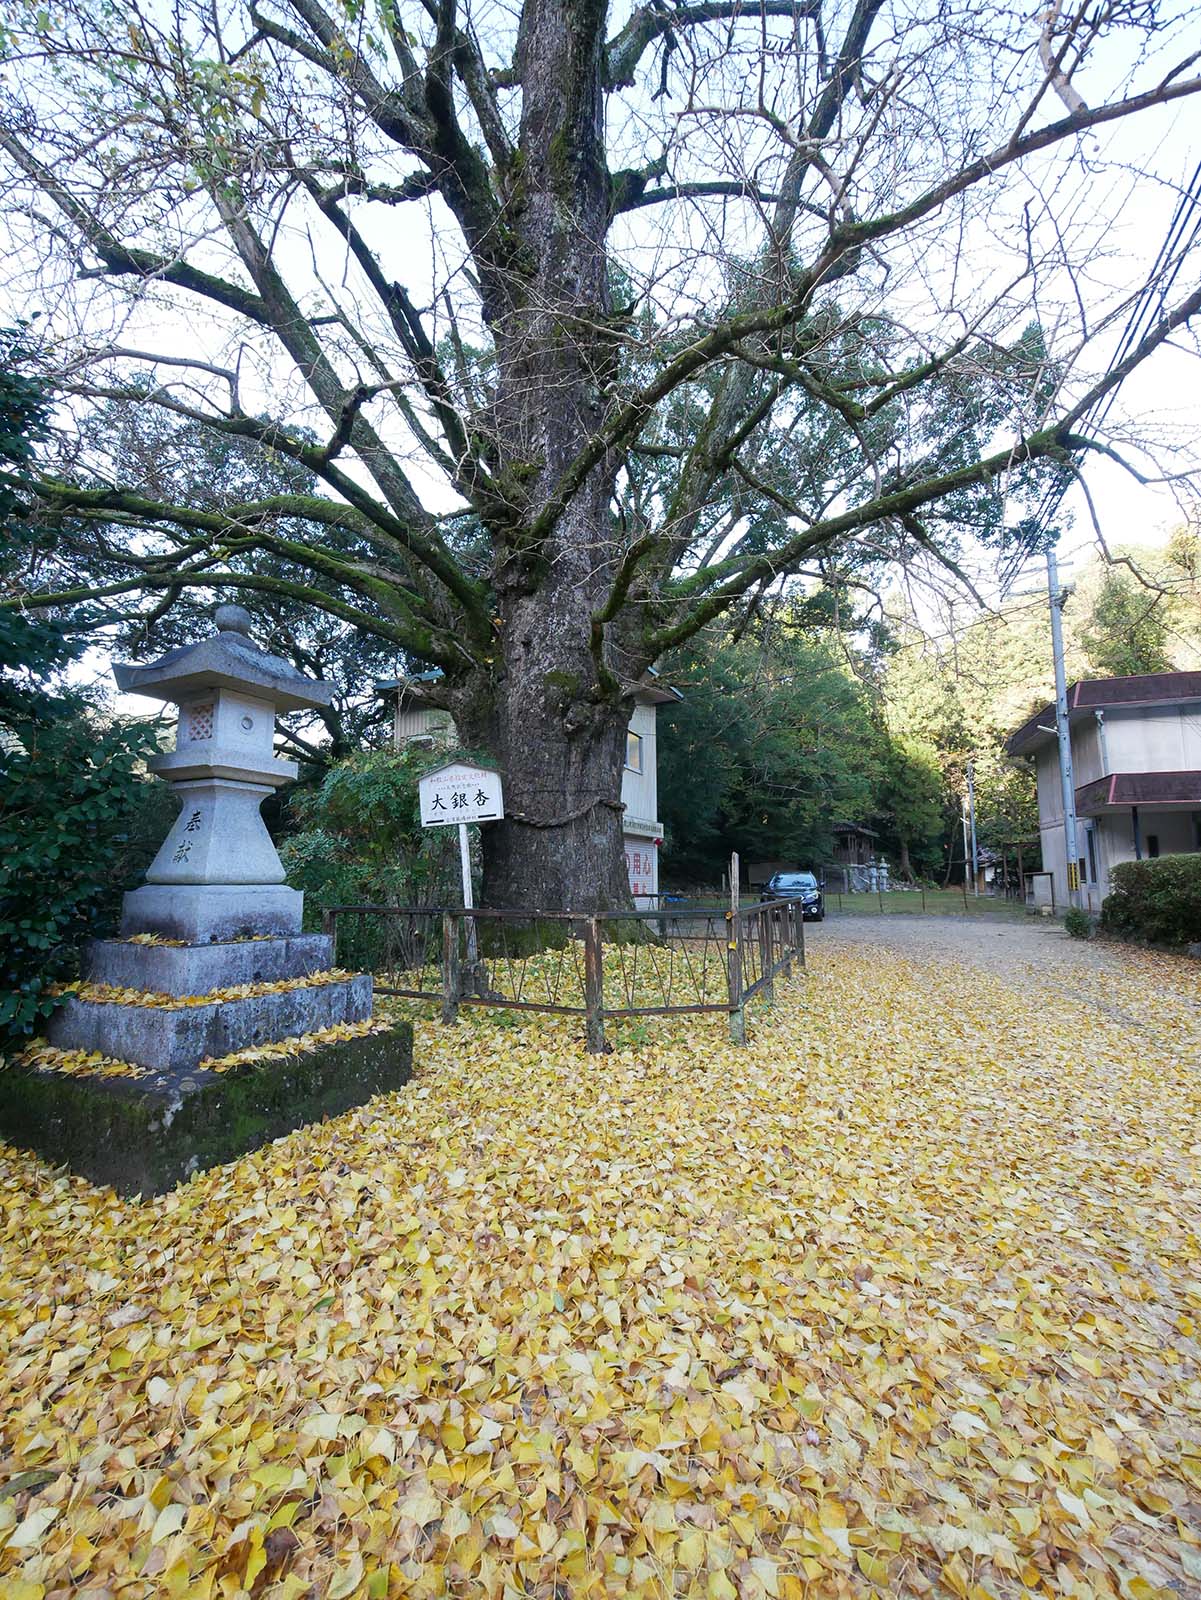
(113, 604), (333, 715)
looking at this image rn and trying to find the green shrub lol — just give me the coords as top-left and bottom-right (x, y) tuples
(1100, 855), (1201, 947)
(281, 749), (463, 969)
(1063, 906), (1091, 939)
(0, 710), (158, 1049)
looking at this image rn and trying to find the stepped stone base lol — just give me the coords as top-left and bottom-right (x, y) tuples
(85, 933), (334, 997)
(0, 1022), (413, 1196)
(47, 974), (373, 1072)
(4, 911), (410, 1195)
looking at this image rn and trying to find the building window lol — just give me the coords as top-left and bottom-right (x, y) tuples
(1147, 833), (1160, 859)
(1086, 829), (1098, 885)
(625, 728), (643, 773)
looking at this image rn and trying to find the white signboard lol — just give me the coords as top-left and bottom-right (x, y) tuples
(419, 761), (505, 828)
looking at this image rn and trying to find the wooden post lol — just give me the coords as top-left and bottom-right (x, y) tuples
(727, 852), (746, 1045)
(321, 907), (335, 966)
(758, 907), (774, 1005)
(583, 917), (606, 1054)
(796, 901), (806, 969)
(780, 902), (793, 981)
(441, 912), (460, 1024)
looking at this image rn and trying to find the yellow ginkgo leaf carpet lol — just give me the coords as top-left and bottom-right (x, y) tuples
(2, 930), (1200, 1599)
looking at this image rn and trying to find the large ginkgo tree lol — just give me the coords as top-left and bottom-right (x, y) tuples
(1, 0), (1199, 908)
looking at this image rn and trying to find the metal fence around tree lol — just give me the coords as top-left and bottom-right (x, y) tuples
(321, 898), (806, 1053)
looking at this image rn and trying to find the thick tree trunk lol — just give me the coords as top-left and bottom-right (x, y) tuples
(898, 838), (913, 881)
(449, 518), (636, 911)
(455, 0), (635, 913)
(478, 681), (632, 911)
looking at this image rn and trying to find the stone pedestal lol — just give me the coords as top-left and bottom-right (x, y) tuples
(119, 885), (305, 943)
(85, 932), (333, 994)
(51, 970), (373, 1072)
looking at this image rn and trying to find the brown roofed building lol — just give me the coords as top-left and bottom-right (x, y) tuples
(1007, 671), (1201, 910)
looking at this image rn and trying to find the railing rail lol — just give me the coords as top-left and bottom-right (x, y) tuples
(321, 898), (806, 1053)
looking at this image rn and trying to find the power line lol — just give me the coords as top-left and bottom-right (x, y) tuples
(886, 591), (1054, 651)
(1030, 156), (1201, 553)
(1091, 155), (1201, 435)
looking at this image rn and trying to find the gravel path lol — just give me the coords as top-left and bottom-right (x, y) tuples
(813, 908), (1080, 974)
(806, 908), (1201, 1053)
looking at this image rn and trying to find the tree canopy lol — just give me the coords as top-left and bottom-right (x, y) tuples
(657, 627), (879, 880)
(1079, 569), (1174, 679)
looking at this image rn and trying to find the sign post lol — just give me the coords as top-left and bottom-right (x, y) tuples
(418, 761), (505, 983)
(457, 819), (477, 965)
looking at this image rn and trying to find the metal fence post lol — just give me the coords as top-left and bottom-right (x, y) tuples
(583, 917), (606, 1054)
(441, 912), (460, 1024)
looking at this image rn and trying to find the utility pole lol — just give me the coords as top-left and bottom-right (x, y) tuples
(965, 760), (979, 897)
(1046, 545), (1081, 909)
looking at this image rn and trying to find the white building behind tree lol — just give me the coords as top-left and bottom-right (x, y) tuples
(1007, 671), (1201, 911)
(378, 673), (679, 905)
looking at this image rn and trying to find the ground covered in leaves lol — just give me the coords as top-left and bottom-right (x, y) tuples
(2, 926), (1200, 1599)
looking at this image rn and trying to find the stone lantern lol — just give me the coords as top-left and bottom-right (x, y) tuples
(115, 603), (329, 943)
(2, 606), (415, 1196)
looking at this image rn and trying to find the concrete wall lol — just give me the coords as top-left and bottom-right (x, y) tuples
(622, 702), (658, 824)
(1035, 747), (1063, 825)
(1071, 717), (1104, 786)
(1039, 823), (1068, 907)
(1105, 704), (1201, 770)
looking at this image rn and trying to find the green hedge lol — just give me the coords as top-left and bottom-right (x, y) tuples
(1099, 855), (1201, 947)
(0, 712), (158, 1050)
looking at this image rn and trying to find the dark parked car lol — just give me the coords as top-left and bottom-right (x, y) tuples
(760, 870), (824, 920)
